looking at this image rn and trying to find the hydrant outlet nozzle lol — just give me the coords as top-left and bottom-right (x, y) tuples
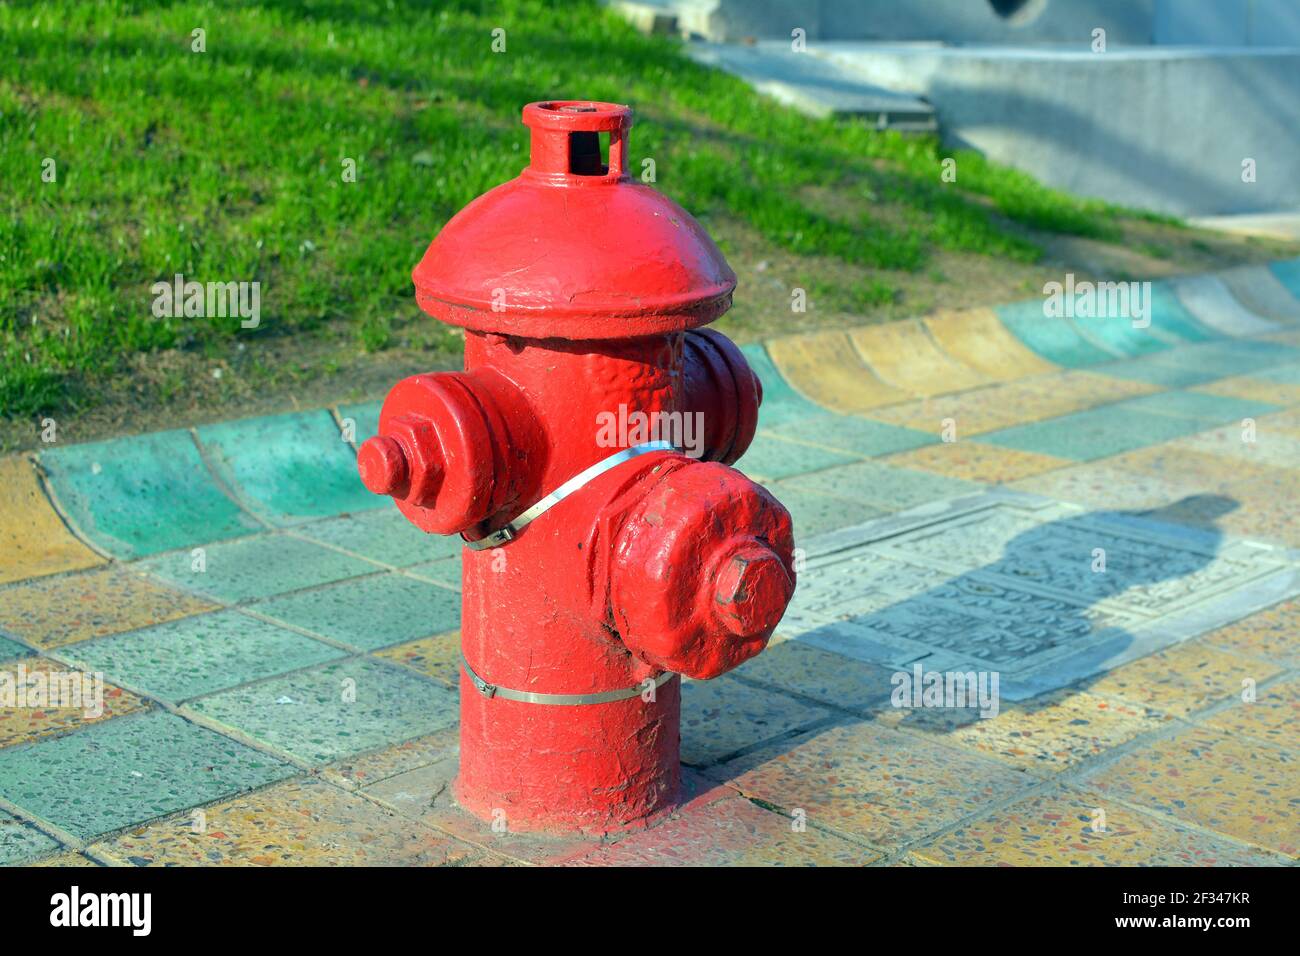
(712, 541), (794, 640)
(357, 435), (411, 497)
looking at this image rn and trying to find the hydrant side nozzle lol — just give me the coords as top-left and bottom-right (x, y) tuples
(365, 370), (547, 536)
(680, 329), (762, 466)
(607, 462), (796, 681)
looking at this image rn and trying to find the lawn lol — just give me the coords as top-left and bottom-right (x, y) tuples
(1, 0), (1293, 448)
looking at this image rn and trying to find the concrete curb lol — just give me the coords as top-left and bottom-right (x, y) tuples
(2, 258), (1298, 583)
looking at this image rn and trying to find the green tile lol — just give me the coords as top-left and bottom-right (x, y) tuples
(337, 400), (383, 446)
(1148, 282), (1221, 342)
(1156, 341), (1300, 378)
(1119, 391), (1280, 425)
(188, 657), (458, 764)
(779, 459), (979, 511)
(1069, 312), (1168, 357)
(0, 636), (30, 663)
(977, 406), (1206, 461)
(997, 299), (1115, 367)
(1268, 258), (1300, 299)
(0, 711), (294, 841)
(0, 808), (60, 864)
(198, 410), (380, 525)
(766, 486), (884, 539)
(736, 431), (859, 481)
(766, 411), (935, 458)
(733, 641), (897, 713)
(251, 573), (460, 651)
(63, 610), (345, 703)
(740, 343), (825, 428)
(680, 676), (830, 767)
(295, 509), (461, 567)
(138, 533), (379, 604)
(405, 556), (461, 589)
(1094, 356), (1221, 388)
(1251, 363), (1300, 386)
(39, 429), (261, 559)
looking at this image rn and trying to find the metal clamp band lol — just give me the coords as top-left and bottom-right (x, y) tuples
(462, 654), (677, 706)
(461, 440), (676, 551)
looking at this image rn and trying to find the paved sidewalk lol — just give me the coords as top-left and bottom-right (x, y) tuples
(1, 262), (1298, 866)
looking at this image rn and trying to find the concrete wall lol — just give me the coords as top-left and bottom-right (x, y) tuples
(670, 0), (1156, 43)
(662, 0), (1300, 46)
(1154, 0), (1300, 46)
(815, 0), (1154, 44)
(816, 44), (1300, 215)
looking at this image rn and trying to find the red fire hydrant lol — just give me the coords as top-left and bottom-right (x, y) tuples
(357, 101), (796, 833)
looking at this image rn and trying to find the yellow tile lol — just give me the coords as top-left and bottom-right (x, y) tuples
(710, 721), (1030, 851)
(1088, 726), (1298, 856)
(1202, 600), (1300, 667)
(895, 852), (940, 866)
(374, 631), (460, 687)
(1213, 483), (1300, 547)
(923, 307), (1057, 381)
(883, 690), (1164, 772)
(0, 657), (147, 750)
(1010, 460), (1201, 510)
(766, 330), (910, 413)
(1196, 377), (1300, 405)
(0, 565), (216, 649)
(1257, 407), (1300, 432)
(1107, 444), (1285, 491)
(34, 851), (100, 867)
(563, 793), (880, 866)
(870, 370), (1149, 438)
(0, 456), (103, 585)
(847, 319), (991, 397)
(1089, 641), (1278, 719)
(865, 384), (1047, 435)
(884, 442), (1068, 483)
(913, 786), (1283, 865)
(362, 756), (602, 864)
(1174, 423), (1300, 469)
(1016, 369), (1158, 405)
(91, 776), (483, 866)
(1202, 676), (1297, 746)
(1259, 328), (1300, 346)
(324, 726), (459, 788)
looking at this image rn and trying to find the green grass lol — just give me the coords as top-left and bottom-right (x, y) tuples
(1, 0), (1166, 419)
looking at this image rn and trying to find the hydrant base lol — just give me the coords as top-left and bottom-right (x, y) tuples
(453, 670), (683, 835)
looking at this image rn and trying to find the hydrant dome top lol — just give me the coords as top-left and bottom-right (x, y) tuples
(411, 100), (737, 340)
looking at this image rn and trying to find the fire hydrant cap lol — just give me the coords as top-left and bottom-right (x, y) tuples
(412, 100), (737, 340)
(357, 435), (409, 496)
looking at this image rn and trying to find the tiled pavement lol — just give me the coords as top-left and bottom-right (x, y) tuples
(1, 261), (1299, 866)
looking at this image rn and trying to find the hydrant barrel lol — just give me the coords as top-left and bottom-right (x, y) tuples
(363, 100), (797, 834)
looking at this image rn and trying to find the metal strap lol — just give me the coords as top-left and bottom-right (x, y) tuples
(461, 441), (676, 551)
(461, 653), (678, 705)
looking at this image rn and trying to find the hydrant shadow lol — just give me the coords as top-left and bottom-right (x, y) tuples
(717, 493), (1241, 762)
